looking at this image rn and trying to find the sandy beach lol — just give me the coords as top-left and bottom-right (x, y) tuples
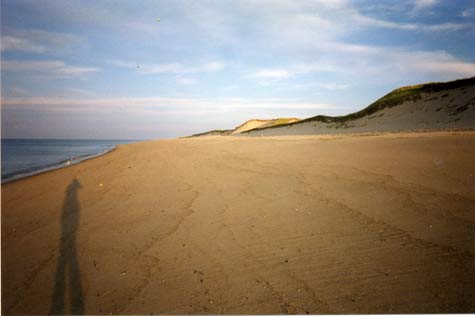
(2, 131), (475, 314)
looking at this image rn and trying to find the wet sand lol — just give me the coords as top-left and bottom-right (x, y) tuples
(2, 131), (475, 314)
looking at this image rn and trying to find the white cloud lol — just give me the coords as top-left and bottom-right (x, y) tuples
(387, 50), (475, 76)
(245, 47), (475, 86)
(140, 61), (224, 75)
(62, 88), (97, 97)
(320, 83), (350, 91)
(108, 60), (224, 75)
(4, 87), (29, 97)
(413, 0), (438, 11)
(424, 22), (474, 31)
(461, 8), (475, 18)
(293, 63), (337, 74)
(338, 47), (475, 80)
(0, 29), (82, 54)
(289, 82), (350, 91)
(175, 77), (197, 85)
(348, 7), (474, 31)
(107, 60), (137, 68)
(247, 69), (291, 80)
(1, 36), (46, 53)
(139, 63), (186, 74)
(201, 62), (224, 72)
(2, 60), (100, 77)
(352, 13), (418, 30)
(320, 41), (381, 54)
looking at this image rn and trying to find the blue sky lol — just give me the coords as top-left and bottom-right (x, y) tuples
(2, 0), (475, 139)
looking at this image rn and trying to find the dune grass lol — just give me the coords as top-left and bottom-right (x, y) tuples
(187, 129), (233, 138)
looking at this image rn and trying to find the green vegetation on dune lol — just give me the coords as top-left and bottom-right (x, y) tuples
(339, 77), (475, 122)
(242, 77), (475, 133)
(187, 129), (233, 137)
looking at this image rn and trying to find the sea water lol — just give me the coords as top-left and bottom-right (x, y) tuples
(1, 139), (139, 183)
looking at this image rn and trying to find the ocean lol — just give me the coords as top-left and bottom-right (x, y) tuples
(1, 139), (139, 183)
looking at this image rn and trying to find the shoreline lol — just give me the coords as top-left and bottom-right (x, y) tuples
(1, 138), (146, 185)
(1, 146), (118, 185)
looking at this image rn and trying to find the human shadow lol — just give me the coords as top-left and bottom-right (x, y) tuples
(50, 178), (84, 315)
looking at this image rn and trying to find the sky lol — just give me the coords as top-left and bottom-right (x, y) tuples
(1, 0), (475, 139)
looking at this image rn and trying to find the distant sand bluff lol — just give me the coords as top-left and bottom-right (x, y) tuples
(189, 118), (300, 137)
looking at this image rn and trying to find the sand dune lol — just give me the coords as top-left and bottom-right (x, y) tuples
(189, 77), (475, 138)
(2, 131), (475, 314)
(243, 77), (475, 136)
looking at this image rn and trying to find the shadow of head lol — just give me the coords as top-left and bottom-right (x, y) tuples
(63, 178), (82, 217)
(68, 178), (82, 192)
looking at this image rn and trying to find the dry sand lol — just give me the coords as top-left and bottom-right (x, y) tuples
(2, 132), (475, 314)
